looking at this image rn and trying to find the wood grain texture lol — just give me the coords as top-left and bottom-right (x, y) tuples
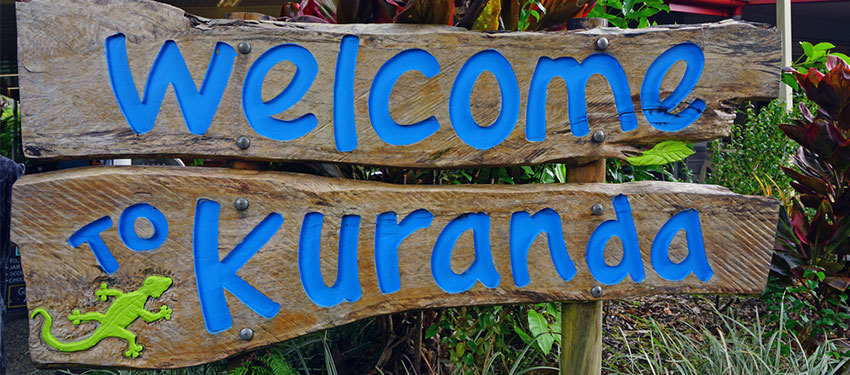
(12, 167), (779, 368)
(561, 160), (604, 375)
(16, 0), (780, 167)
(561, 301), (603, 374)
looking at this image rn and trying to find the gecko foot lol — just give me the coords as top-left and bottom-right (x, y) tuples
(159, 305), (172, 320)
(68, 310), (83, 325)
(125, 343), (144, 358)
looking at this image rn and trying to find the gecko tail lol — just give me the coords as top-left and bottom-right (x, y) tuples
(31, 307), (97, 352)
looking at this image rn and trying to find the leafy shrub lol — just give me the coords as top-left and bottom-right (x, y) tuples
(586, 0), (669, 29)
(280, 0), (596, 32)
(707, 99), (800, 196)
(0, 95), (21, 162)
(770, 56), (850, 345)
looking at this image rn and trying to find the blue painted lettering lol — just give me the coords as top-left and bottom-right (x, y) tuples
(369, 49), (441, 145)
(375, 210), (434, 294)
(641, 42), (706, 131)
(193, 199), (282, 334)
(242, 44), (318, 141)
(298, 213), (362, 307)
(118, 203), (168, 252)
(68, 216), (118, 274)
(450, 50), (520, 150)
(527, 54), (637, 140)
(432, 212), (500, 293)
(509, 208), (576, 287)
(651, 209), (713, 281)
(586, 195), (646, 285)
(105, 34), (235, 135)
(334, 35), (360, 152)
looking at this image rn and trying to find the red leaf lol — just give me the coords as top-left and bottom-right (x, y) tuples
(790, 201), (811, 246)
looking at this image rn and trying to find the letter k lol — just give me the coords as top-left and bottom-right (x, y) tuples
(193, 199), (282, 334)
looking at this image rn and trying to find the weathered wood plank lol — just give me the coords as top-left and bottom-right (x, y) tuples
(16, 0), (779, 167)
(561, 160), (605, 375)
(12, 167), (778, 368)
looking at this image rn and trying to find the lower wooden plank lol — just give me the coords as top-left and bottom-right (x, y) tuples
(11, 167), (778, 369)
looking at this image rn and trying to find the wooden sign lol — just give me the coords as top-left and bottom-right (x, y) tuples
(12, 167), (779, 368)
(17, 0), (779, 167)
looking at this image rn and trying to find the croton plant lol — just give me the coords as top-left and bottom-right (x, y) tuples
(774, 56), (850, 339)
(277, 0), (597, 31)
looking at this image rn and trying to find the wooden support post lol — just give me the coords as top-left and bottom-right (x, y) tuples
(778, 0), (793, 111)
(561, 160), (605, 375)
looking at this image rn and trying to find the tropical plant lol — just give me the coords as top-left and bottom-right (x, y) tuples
(782, 41), (850, 91)
(770, 56), (850, 345)
(0, 95), (21, 162)
(586, 0), (668, 29)
(277, 0), (596, 31)
(707, 99), (801, 196)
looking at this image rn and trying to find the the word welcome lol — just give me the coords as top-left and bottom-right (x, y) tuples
(105, 34), (707, 151)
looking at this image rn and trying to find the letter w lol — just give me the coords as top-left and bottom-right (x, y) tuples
(105, 34), (235, 135)
(193, 199), (282, 334)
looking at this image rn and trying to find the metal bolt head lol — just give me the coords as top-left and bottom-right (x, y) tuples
(591, 203), (604, 216)
(237, 41), (252, 54)
(595, 37), (609, 51)
(239, 328), (254, 341)
(591, 285), (603, 298)
(236, 136), (251, 150)
(234, 197), (249, 211)
(591, 130), (606, 143)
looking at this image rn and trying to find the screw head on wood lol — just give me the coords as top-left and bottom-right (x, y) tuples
(595, 37), (609, 51)
(591, 130), (606, 143)
(591, 203), (604, 216)
(591, 285), (603, 298)
(236, 136), (251, 150)
(237, 41), (252, 54)
(234, 197), (249, 211)
(239, 328), (254, 341)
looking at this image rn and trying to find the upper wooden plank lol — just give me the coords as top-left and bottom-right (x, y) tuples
(16, 0), (779, 167)
(13, 167), (778, 368)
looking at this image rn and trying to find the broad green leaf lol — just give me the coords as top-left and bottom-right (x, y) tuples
(527, 310), (554, 355)
(801, 41), (815, 62)
(813, 42), (836, 51)
(627, 141), (694, 166)
(425, 324), (439, 339)
(621, 0), (636, 15)
(781, 72), (800, 91)
(513, 324), (533, 344)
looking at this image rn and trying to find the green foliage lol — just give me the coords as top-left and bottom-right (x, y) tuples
(769, 57), (850, 345)
(763, 275), (850, 351)
(517, 0), (544, 31)
(523, 303), (561, 356)
(606, 158), (694, 184)
(626, 141), (694, 166)
(604, 308), (849, 375)
(707, 99), (800, 195)
(434, 306), (526, 374)
(586, 0), (669, 29)
(782, 41), (850, 91)
(0, 95), (22, 162)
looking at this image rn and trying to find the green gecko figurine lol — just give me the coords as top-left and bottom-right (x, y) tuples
(30, 275), (173, 358)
